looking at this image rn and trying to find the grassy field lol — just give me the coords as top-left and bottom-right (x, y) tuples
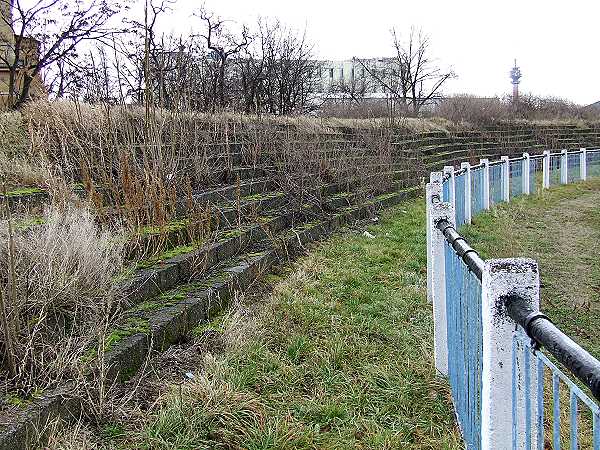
(64, 199), (461, 450)
(461, 178), (600, 358)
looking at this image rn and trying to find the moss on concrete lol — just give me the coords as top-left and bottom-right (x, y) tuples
(135, 283), (205, 312)
(136, 241), (203, 269)
(14, 216), (45, 231)
(241, 191), (284, 202)
(139, 219), (191, 236)
(2, 187), (44, 197)
(82, 317), (150, 364)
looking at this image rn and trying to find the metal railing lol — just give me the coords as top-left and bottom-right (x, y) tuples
(426, 148), (600, 449)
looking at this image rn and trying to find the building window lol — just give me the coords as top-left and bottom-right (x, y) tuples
(340, 68), (344, 79)
(351, 67), (355, 80)
(361, 68), (365, 78)
(329, 68), (334, 79)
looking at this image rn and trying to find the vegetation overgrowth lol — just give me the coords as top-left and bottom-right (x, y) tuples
(43, 200), (462, 449)
(1, 98), (600, 445)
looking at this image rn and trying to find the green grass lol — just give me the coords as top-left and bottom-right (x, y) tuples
(116, 199), (460, 449)
(461, 178), (600, 358)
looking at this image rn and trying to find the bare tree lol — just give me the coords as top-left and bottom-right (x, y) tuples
(198, 8), (249, 111)
(354, 27), (454, 116)
(398, 28), (454, 115)
(37, 3), (319, 115)
(0, 0), (122, 109)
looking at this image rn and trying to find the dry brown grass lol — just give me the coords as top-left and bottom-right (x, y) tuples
(0, 204), (125, 397)
(433, 94), (600, 127)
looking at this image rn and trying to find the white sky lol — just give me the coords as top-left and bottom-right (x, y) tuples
(160, 0), (599, 104)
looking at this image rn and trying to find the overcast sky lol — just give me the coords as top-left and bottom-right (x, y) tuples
(162, 0), (598, 105)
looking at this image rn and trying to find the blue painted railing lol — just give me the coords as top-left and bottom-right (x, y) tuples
(445, 242), (483, 448)
(430, 147), (600, 449)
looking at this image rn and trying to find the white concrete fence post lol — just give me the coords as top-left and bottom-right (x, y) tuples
(426, 172), (443, 305)
(481, 258), (541, 450)
(461, 162), (472, 224)
(581, 148), (587, 181)
(426, 172), (454, 376)
(542, 150), (551, 189)
(522, 153), (530, 195)
(501, 156), (510, 202)
(561, 149), (568, 184)
(480, 159), (490, 210)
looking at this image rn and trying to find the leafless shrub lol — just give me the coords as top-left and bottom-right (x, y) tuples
(434, 95), (511, 125)
(0, 204), (124, 396)
(319, 99), (392, 119)
(434, 94), (600, 126)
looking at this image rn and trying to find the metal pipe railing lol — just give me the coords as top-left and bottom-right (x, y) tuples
(434, 214), (600, 401)
(506, 295), (600, 401)
(435, 218), (484, 280)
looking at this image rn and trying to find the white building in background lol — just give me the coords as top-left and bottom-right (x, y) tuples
(314, 57), (398, 98)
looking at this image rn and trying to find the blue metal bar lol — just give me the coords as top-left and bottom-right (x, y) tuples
(444, 239), (482, 448)
(443, 178), (450, 203)
(570, 389), (578, 449)
(490, 163), (503, 205)
(510, 159), (524, 198)
(537, 358), (545, 450)
(455, 173), (466, 226)
(554, 372), (561, 450)
(550, 155), (561, 186)
(594, 412), (600, 450)
(535, 346), (600, 415)
(568, 153), (580, 183)
(587, 150), (600, 178)
(471, 167), (484, 215)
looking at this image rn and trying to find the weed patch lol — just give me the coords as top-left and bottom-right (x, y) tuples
(118, 199), (460, 449)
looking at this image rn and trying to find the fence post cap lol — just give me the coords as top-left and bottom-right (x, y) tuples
(460, 161), (470, 169)
(522, 152), (530, 158)
(429, 171), (443, 184)
(479, 158), (489, 165)
(500, 155), (509, 161)
(562, 149), (568, 154)
(443, 165), (454, 174)
(484, 258), (538, 275)
(431, 201), (454, 223)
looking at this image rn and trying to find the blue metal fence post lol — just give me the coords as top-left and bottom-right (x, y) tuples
(581, 148), (587, 181)
(522, 153), (530, 195)
(481, 258), (540, 450)
(543, 150), (551, 189)
(501, 156), (510, 202)
(480, 159), (490, 210)
(461, 162), (472, 224)
(561, 149), (568, 184)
